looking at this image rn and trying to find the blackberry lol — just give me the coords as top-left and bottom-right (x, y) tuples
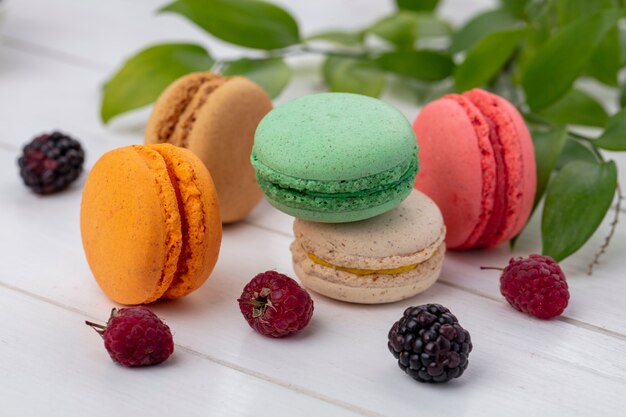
(18, 131), (85, 194)
(388, 304), (472, 383)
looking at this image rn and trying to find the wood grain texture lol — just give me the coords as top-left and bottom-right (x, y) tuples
(0, 288), (366, 417)
(1, 141), (626, 415)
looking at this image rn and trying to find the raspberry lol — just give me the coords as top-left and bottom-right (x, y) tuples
(238, 271), (314, 338)
(499, 254), (569, 319)
(388, 304), (472, 383)
(18, 131), (84, 194)
(86, 307), (174, 367)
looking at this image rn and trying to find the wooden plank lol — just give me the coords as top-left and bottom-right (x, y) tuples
(0, 287), (367, 417)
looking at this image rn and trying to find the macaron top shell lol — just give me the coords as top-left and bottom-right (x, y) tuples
(253, 92), (418, 181)
(81, 146), (181, 304)
(293, 190), (445, 270)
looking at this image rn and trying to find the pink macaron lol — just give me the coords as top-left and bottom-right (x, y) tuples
(413, 88), (536, 250)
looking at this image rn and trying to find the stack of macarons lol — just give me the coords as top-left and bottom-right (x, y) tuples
(251, 93), (447, 304)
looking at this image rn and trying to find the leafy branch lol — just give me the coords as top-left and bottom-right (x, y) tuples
(101, 0), (626, 269)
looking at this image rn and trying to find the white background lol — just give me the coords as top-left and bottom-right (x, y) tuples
(1, 1), (625, 416)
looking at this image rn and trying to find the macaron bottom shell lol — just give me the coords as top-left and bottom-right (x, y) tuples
(288, 190), (446, 304)
(265, 185), (413, 223)
(291, 242), (445, 304)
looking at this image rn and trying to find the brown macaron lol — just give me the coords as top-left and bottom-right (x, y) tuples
(145, 72), (272, 223)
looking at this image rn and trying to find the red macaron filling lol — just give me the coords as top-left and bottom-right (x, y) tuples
(445, 91), (513, 249)
(474, 115), (508, 248)
(466, 89), (527, 247)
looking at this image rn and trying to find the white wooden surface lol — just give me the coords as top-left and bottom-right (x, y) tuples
(1, 1), (625, 416)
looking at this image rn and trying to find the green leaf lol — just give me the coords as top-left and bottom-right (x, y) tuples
(620, 84), (626, 108)
(368, 12), (419, 46)
(396, 0), (439, 12)
(530, 125), (567, 210)
(306, 31), (363, 46)
(161, 0), (300, 50)
(556, 137), (599, 169)
(522, 9), (621, 111)
(555, 0), (620, 27)
(532, 125), (567, 211)
(367, 12), (451, 47)
(587, 27), (620, 86)
(101, 43), (213, 123)
(620, 25), (626, 66)
(322, 56), (386, 97)
(222, 58), (290, 98)
(556, 0), (626, 76)
(375, 50), (454, 81)
(539, 89), (608, 127)
(594, 108), (626, 150)
(511, 2), (554, 84)
(499, 0), (530, 18)
(412, 81), (455, 106)
(542, 160), (617, 261)
(454, 26), (526, 92)
(511, 115), (566, 249)
(415, 14), (451, 38)
(449, 10), (521, 53)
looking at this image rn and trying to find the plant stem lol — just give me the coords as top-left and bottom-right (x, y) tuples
(211, 43), (371, 73)
(588, 182), (623, 275)
(584, 141), (605, 163)
(300, 44), (369, 59)
(480, 266), (504, 271)
(522, 112), (552, 127)
(84, 321), (105, 329)
(567, 131), (606, 163)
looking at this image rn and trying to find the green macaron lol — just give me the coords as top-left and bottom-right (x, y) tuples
(251, 93), (419, 223)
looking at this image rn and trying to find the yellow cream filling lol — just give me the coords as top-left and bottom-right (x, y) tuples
(307, 253), (418, 276)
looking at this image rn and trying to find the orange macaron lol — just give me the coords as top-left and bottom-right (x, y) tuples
(80, 144), (222, 305)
